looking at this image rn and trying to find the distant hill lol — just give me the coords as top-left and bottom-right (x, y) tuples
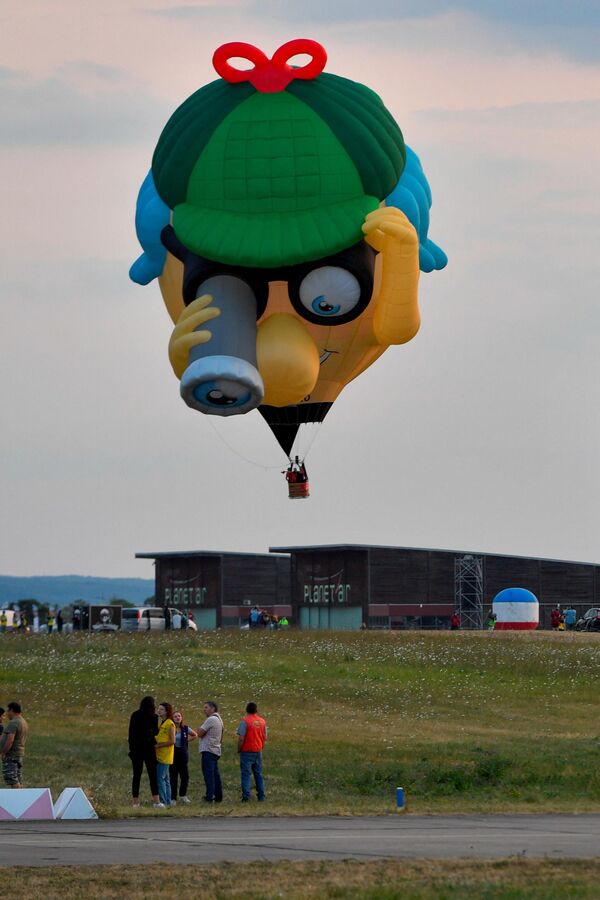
(0, 575), (154, 608)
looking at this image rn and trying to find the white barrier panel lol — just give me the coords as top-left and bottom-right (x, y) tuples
(0, 788), (54, 820)
(54, 788), (98, 820)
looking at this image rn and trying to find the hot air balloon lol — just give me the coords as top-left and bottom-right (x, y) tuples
(130, 39), (447, 488)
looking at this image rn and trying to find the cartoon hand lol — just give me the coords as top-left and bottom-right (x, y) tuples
(362, 207), (420, 346)
(168, 294), (221, 379)
(362, 206), (418, 256)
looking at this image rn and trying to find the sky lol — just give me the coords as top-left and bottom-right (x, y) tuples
(1, 1), (599, 578)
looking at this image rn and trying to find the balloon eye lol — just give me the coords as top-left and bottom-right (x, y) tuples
(311, 295), (341, 315)
(298, 267), (362, 322)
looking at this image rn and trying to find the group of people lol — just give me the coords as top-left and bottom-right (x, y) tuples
(551, 605), (577, 631)
(248, 606), (289, 629)
(283, 456), (310, 498)
(0, 608), (65, 633)
(284, 456), (308, 484)
(128, 697), (268, 808)
(0, 702), (28, 789)
(0, 610), (30, 632)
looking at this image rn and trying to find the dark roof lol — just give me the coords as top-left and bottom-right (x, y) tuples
(268, 543), (600, 568)
(135, 550), (289, 560)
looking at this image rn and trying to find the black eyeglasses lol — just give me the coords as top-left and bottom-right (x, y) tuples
(161, 226), (376, 326)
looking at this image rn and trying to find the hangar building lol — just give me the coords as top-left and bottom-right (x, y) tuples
(135, 550), (291, 629)
(136, 545), (600, 630)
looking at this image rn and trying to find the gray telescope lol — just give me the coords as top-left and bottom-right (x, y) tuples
(179, 275), (264, 416)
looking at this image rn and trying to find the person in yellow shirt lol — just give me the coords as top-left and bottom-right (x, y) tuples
(155, 702), (176, 808)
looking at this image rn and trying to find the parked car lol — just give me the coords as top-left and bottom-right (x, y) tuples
(575, 608), (600, 631)
(121, 607), (197, 632)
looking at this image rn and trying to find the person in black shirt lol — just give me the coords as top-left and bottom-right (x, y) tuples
(128, 696), (160, 807)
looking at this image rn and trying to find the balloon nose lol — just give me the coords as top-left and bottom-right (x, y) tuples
(257, 314), (320, 407)
(180, 355), (264, 416)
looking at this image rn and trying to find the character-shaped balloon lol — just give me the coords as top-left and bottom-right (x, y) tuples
(130, 40), (447, 456)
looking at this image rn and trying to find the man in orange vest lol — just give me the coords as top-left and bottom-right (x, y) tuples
(236, 702), (267, 802)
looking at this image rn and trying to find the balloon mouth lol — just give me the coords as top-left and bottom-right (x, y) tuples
(319, 349), (338, 365)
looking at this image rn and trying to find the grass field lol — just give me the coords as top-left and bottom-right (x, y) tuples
(10, 859), (600, 898)
(1, 628), (600, 817)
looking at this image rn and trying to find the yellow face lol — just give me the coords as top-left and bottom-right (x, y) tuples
(160, 206), (421, 410)
(256, 258), (385, 407)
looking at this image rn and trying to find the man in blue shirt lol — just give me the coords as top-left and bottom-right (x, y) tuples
(564, 606), (577, 630)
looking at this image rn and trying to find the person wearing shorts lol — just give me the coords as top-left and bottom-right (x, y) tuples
(0, 701), (28, 788)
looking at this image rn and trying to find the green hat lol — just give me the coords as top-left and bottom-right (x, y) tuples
(152, 42), (406, 268)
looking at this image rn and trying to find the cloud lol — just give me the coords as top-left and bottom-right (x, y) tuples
(416, 97), (600, 129)
(247, 0), (600, 32)
(0, 65), (171, 147)
(145, 0), (246, 18)
(55, 60), (127, 84)
(149, 0), (600, 62)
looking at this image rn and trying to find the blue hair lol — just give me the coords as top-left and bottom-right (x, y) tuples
(386, 146), (448, 273)
(129, 171), (170, 285)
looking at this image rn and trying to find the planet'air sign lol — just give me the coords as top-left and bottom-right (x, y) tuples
(164, 586), (207, 607)
(304, 583), (351, 604)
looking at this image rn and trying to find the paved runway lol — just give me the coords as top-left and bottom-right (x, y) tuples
(1, 814), (599, 866)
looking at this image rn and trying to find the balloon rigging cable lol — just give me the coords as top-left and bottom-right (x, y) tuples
(204, 416), (322, 471)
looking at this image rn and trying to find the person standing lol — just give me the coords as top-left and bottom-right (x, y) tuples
(0, 610), (7, 633)
(0, 701), (28, 788)
(47, 611), (55, 633)
(237, 702), (267, 802)
(450, 611), (460, 630)
(550, 606), (562, 631)
(128, 696), (161, 808)
(155, 702), (176, 807)
(56, 610), (63, 633)
(198, 701), (224, 803)
(564, 606), (577, 631)
(170, 711), (197, 805)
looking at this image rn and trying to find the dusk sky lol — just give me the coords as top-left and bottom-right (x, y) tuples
(2, 1), (599, 578)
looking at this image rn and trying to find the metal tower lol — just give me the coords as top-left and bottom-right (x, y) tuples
(455, 554), (484, 629)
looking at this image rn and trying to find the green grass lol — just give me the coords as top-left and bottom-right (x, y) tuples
(10, 859), (600, 898)
(2, 629), (600, 816)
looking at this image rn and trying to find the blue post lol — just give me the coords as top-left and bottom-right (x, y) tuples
(396, 786), (405, 811)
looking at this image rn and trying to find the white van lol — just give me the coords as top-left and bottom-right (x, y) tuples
(122, 607), (166, 632)
(121, 607), (197, 632)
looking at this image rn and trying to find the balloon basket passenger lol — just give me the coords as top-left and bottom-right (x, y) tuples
(284, 457), (309, 499)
